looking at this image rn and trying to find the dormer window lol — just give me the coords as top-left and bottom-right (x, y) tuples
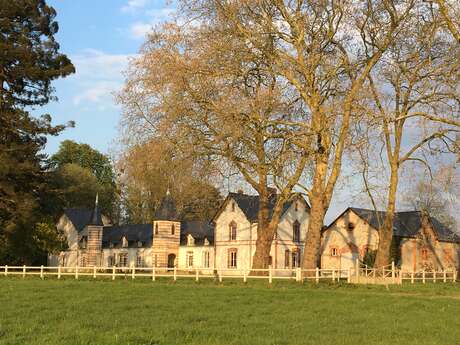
(204, 238), (209, 246)
(229, 221), (237, 241)
(109, 242), (114, 249)
(137, 241), (143, 248)
(171, 224), (175, 235)
(293, 220), (300, 242)
(155, 223), (159, 235)
(187, 234), (194, 246)
(122, 236), (128, 248)
(79, 236), (87, 249)
(347, 222), (355, 231)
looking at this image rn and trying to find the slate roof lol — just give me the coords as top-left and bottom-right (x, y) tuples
(346, 208), (460, 243)
(180, 221), (214, 245)
(64, 208), (99, 232)
(220, 192), (307, 223)
(102, 224), (153, 248)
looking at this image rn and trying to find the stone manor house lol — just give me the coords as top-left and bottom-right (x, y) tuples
(49, 191), (460, 273)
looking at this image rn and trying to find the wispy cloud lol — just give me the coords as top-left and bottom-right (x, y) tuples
(121, 0), (152, 13)
(71, 49), (137, 106)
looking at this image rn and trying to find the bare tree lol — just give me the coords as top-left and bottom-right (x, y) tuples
(118, 23), (309, 270)
(432, 0), (460, 44)
(362, 10), (460, 267)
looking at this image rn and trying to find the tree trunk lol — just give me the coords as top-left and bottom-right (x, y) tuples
(302, 157), (328, 271)
(252, 190), (271, 274)
(374, 165), (399, 268)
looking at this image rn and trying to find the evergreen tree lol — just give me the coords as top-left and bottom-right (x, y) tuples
(0, 0), (75, 264)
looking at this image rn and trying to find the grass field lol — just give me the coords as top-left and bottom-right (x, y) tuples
(0, 278), (459, 345)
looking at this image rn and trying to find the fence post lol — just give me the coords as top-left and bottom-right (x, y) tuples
(391, 261), (395, 284)
(152, 267), (156, 281)
(218, 270), (222, 283)
(112, 266), (115, 280)
(75, 265), (78, 280)
(422, 269), (425, 284)
(58, 265), (61, 279)
(411, 270), (414, 284)
(195, 269), (199, 282)
(355, 260), (359, 284)
(4, 265), (7, 277)
(399, 270), (403, 285)
(132, 265), (135, 280)
(296, 267), (301, 283)
(454, 270), (457, 282)
(443, 270), (446, 283)
(40, 265), (44, 279)
(93, 265), (97, 279)
(332, 269), (336, 283)
(269, 265), (272, 284)
(433, 270), (436, 283)
(347, 267), (351, 283)
(23, 265), (26, 279)
(372, 267), (376, 284)
(173, 266), (177, 281)
(243, 268), (247, 283)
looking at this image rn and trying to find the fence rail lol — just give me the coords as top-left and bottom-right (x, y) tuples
(0, 264), (457, 284)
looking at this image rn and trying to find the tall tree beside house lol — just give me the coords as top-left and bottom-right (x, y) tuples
(118, 19), (309, 270)
(49, 140), (118, 218)
(179, 0), (420, 270)
(361, 7), (460, 267)
(0, 0), (75, 264)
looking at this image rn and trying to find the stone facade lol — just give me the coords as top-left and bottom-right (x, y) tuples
(321, 208), (460, 272)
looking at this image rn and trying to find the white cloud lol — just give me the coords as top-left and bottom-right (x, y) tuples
(127, 7), (176, 39)
(70, 49), (137, 106)
(121, 0), (152, 13)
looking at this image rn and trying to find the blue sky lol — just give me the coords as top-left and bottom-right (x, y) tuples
(38, 0), (175, 155)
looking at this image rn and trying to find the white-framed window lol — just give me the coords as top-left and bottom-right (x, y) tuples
(202, 251), (210, 268)
(228, 249), (237, 268)
(204, 238), (209, 246)
(187, 251), (194, 268)
(136, 255), (143, 267)
(122, 236), (128, 248)
(293, 220), (300, 242)
(292, 251), (300, 268)
(330, 247), (338, 257)
(119, 253), (128, 267)
(229, 221), (237, 241)
(187, 234), (194, 246)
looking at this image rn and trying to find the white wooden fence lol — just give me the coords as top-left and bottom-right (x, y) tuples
(0, 264), (457, 284)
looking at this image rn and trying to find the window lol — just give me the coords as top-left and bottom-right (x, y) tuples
(295, 202), (298, 212)
(80, 256), (87, 267)
(155, 223), (159, 235)
(228, 249), (237, 268)
(109, 242), (114, 248)
(421, 248), (428, 261)
(330, 247), (338, 257)
(202, 251), (210, 268)
(108, 256), (114, 267)
(187, 234), (194, 246)
(204, 238), (209, 246)
(80, 236), (87, 249)
(119, 253), (128, 267)
(285, 250), (290, 268)
(137, 241), (143, 248)
(122, 236), (128, 248)
(292, 251), (300, 268)
(187, 251), (194, 268)
(347, 222), (355, 231)
(171, 224), (175, 235)
(293, 220), (300, 242)
(136, 255), (143, 267)
(231, 201), (236, 212)
(229, 221), (237, 241)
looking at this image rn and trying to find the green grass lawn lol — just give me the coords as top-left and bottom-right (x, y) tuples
(0, 277), (459, 345)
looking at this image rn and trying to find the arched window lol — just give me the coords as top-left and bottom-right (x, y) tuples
(330, 247), (339, 257)
(229, 221), (237, 241)
(171, 223), (175, 235)
(155, 223), (159, 235)
(293, 220), (300, 242)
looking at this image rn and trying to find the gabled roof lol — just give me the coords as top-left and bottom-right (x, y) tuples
(102, 224), (153, 248)
(327, 207), (460, 243)
(212, 192), (309, 223)
(64, 208), (101, 233)
(180, 221), (214, 245)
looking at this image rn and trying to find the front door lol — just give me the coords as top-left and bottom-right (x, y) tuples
(167, 254), (176, 269)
